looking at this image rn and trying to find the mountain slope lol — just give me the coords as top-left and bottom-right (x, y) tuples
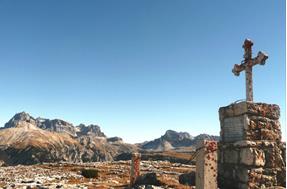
(0, 112), (137, 165)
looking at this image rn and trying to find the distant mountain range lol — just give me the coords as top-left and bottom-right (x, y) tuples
(0, 112), (136, 165)
(0, 112), (219, 165)
(139, 130), (219, 151)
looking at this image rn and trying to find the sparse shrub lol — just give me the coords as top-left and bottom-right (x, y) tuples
(81, 168), (99, 178)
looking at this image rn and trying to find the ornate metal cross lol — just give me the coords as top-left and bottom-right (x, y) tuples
(232, 39), (268, 102)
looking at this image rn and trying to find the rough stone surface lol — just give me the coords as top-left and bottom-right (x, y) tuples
(135, 173), (162, 186)
(219, 102), (280, 121)
(218, 102), (285, 189)
(196, 140), (217, 189)
(130, 153), (141, 187)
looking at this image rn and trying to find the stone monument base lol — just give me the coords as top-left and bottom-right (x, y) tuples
(218, 101), (286, 189)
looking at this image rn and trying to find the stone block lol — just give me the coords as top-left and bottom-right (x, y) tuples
(218, 102), (284, 188)
(222, 168), (234, 179)
(234, 140), (256, 147)
(130, 153), (141, 187)
(224, 149), (238, 164)
(236, 167), (249, 182)
(260, 129), (281, 141)
(276, 168), (286, 187)
(240, 148), (254, 166)
(263, 145), (285, 168)
(254, 149), (265, 167)
(221, 115), (247, 142)
(196, 140), (217, 189)
(219, 102), (280, 120)
(238, 183), (248, 189)
(248, 119), (257, 130)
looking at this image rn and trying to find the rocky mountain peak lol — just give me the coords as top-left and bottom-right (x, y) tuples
(10, 111), (33, 122)
(3, 112), (107, 138)
(162, 130), (192, 141)
(140, 130), (219, 151)
(76, 124), (106, 137)
(4, 111), (36, 128)
(36, 118), (76, 136)
(0, 112), (137, 165)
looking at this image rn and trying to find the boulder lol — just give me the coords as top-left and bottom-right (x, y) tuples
(179, 171), (195, 186)
(135, 173), (162, 186)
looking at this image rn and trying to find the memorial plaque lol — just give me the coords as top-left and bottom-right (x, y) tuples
(222, 115), (248, 142)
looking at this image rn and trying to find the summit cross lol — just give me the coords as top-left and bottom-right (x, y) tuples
(232, 39), (268, 102)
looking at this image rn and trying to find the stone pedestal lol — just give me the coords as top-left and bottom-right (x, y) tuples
(196, 140), (218, 189)
(218, 101), (286, 189)
(130, 153), (141, 187)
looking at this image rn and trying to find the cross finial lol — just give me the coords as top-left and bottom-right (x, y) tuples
(232, 39), (268, 102)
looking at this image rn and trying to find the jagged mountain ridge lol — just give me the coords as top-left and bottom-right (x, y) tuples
(139, 130), (219, 151)
(0, 112), (136, 165)
(4, 112), (106, 138)
(0, 112), (219, 165)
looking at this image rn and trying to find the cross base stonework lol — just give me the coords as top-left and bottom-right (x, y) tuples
(218, 101), (286, 189)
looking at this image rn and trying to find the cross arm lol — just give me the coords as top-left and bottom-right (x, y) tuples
(232, 63), (246, 76)
(232, 51), (268, 76)
(253, 51), (268, 66)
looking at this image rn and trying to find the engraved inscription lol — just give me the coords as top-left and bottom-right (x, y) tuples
(223, 116), (247, 142)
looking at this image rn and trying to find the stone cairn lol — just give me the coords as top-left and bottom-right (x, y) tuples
(218, 39), (286, 189)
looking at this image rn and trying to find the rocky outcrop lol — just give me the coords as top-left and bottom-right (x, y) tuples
(4, 112), (37, 129)
(76, 124), (106, 137)
(179, 171), (196, 186)
(107, 137), (123, 143)
(135, 173), (162, 186)
(37, 118), (77, 136)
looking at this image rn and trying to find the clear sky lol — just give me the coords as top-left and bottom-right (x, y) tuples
(0, 0), (285, 143)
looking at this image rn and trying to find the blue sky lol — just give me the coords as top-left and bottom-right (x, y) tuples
(0, 0), (285, 143)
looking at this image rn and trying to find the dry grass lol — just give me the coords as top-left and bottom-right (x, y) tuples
(1, 161), (195, 188)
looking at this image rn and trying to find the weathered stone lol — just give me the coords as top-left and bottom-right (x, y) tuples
(130, 153), (141, 187)
(219, 102), (280, 120)
(234, 140), (256, 147)
(261, 129), (280, 141)
(238, 183), (248, 189)
(263, 146), (285, 168)
(240, 148), (254, 166)
(254, 149), (265, 167)
(276, 168), (286, 187)
(221, 115), (246, 142)
(236, 168), (249, 182)
(196, 140), (217, 189)
(135, 173), (162, 186)
(249, 120), (257, 130)
(224, 149), (238, 164)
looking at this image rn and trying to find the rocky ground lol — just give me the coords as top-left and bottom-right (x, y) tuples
(0, 161), (195, 189)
